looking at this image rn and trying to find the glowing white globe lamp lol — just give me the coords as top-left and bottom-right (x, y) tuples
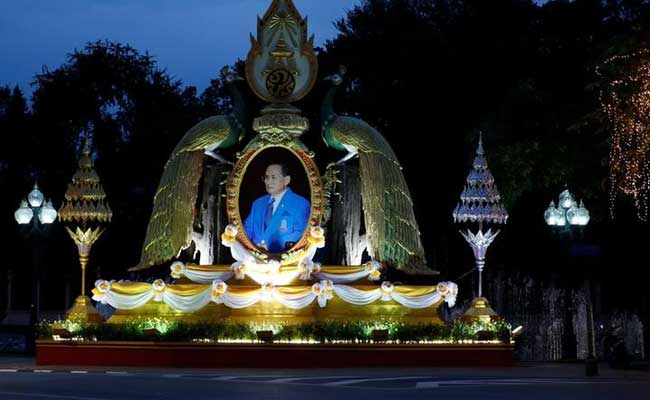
(14, 200), (34, 224)
(27, 183), (45, 208)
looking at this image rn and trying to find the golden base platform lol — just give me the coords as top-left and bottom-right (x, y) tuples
(65, 295), (104, 323)
(462, 297), (500, 324)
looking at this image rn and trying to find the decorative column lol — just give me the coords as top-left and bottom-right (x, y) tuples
(453, 133), (508, 323)
(58, 140), (112, 322)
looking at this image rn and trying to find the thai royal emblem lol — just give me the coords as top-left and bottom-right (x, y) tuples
(246, 0), (318, 105)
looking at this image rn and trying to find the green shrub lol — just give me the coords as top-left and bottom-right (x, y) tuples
(38, 318), (512, 344)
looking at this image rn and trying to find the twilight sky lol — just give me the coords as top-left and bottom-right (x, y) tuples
(0, 0), (360, 97)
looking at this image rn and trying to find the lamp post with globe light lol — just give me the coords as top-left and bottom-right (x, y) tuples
(14, 183), (58, 329)
(544, 189), (590, 234)
(544, 188), (597, 376)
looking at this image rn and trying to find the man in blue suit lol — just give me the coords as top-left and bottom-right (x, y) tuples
(243, 163), (311, 253)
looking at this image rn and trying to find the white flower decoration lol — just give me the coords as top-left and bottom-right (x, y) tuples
(170, 261), (186, 279)
(311, 280), (334, 308)
(231, 262), (248, 280)
(91, 280), (112, 303)
(437, 281), (458, 307)
(267, 259), (281, 275)
(380, 281), (394, 301)
(225, 224), (238, 236)
(95, 279), (111, 294)
(364, 261), (382, 281)
(311, 282), (322, 296)
(298, 261), (311, 280)
(152, 279), (166, 301)
(310, 226), (324, 239)
(298, 261), (321, 280)
(321, 279), (333, 292)
(221, 224), (239, 243)
(260, 283), (275, 302)
(307, 226), (326, 247)
(211, 280), (228, 303)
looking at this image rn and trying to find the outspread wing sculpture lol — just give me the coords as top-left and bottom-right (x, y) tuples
(321, 70), (433, 275)
(130, 75), (248, 271)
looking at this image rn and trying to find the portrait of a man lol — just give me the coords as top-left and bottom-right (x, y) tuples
(243, 163), (311, 253)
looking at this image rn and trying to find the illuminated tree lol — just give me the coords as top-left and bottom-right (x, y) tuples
(599, 50), (650, 221)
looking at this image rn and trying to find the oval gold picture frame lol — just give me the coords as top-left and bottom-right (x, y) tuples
(226, 143), (324, 265)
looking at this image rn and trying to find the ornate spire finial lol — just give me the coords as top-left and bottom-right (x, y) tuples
(453, 132), (508, 225)
(246, 0), (318, 108)
(82, 138), (91, 155)
(79, 139), (94, 170)
(58, 140), (111, 226)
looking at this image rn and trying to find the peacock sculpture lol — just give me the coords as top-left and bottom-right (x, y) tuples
(130, 70), (249, 271)
(321, 68), (433, 275)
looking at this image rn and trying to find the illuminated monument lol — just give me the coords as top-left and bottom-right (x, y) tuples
(36, 1), (520, 368)
(86, 0), (457, 325)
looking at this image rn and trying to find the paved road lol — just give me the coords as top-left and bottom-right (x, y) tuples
(0, 357), (649, 399)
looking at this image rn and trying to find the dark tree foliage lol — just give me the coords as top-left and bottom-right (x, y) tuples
(313, 0), (650, 290)
(27, 42), (202, 281)
(1, 41), (243, 301)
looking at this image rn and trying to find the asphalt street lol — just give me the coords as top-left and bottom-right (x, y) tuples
(0, 357), (649, 399)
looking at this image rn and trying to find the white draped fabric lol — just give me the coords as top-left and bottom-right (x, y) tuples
(171, 262), (235, 284)
(218, 292), (262, 309)
(163, 288), (212, 312)
(92, 279), (458, 312)
(391, 292), (441, 309)
(170, 262), (382, 286)
(170, 225), (384, 286)
(94, 225), (460, 313)
(103, 289), (155, 310)
(272, 291), (317, 309)
(332, 285), (383, 305)
(314, 270), (372, 284)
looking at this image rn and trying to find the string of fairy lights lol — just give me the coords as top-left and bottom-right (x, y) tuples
(597, 49), (650, 221)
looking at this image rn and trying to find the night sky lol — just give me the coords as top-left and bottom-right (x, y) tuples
(0, 0), (360, 97)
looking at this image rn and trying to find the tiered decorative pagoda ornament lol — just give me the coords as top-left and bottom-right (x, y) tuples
(58, 139), (112, 321)
(453, 133), (508, 322)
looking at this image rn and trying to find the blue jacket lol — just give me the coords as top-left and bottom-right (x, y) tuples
(243, 188), (311, 253)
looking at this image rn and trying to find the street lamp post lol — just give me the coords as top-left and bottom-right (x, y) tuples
(14, 183), (57, 350)
(544, 189), (590, 232)
(453, 133), (508, 323)
(544, 189), (597, 376)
